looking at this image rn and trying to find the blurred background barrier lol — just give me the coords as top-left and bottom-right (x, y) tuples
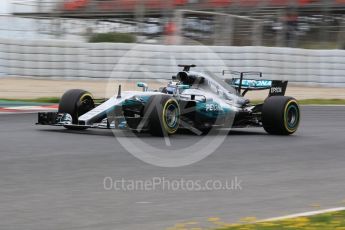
(0, 0), (344, 86)
(0, 37), (345, 85)
(5, 0), (345, 48)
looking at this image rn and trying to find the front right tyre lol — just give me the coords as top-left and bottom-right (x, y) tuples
(145, 95), (180, 137)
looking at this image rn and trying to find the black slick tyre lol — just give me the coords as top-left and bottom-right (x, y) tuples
(144, 95), (180, 137)
(58, 89), (95, 130)
(262, 96), (300, 135)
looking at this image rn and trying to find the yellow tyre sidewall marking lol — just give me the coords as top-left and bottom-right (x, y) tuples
(162, 99), (180, 135)
(77, 93), (93, 118)
(79, 93), (93, 103)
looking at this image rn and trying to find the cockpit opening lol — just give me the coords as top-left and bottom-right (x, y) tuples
(176, 72), (205, 86)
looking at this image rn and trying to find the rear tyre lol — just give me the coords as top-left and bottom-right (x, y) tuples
(262, 96), (300, 135)
(145, 95), (180, 137)
(58, 89), (95, 130)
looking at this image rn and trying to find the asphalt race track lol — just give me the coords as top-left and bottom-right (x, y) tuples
(0, 106), (345, 230)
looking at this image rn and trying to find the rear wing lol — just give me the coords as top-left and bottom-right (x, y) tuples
(223, 71), (288, 97)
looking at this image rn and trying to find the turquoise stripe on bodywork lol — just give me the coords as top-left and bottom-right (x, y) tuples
(231, 79), (272, 89)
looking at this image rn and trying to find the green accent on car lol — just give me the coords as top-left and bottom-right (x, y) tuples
(177, 85), (190, 90)
(137, 82), (148, 88)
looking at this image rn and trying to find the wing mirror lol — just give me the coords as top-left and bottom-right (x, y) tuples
(137, 82), (148, 92)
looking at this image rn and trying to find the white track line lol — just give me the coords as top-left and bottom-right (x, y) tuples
(260, 207), (345, 222)
(302, 105), (345, 107)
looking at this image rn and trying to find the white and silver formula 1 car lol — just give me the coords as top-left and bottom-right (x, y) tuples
(37, 65), (300, 136)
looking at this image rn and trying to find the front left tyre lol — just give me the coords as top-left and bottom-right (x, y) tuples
(58, 89), (95, 130)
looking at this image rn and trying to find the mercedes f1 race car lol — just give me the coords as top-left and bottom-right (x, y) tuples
(37, 65), (300, 136)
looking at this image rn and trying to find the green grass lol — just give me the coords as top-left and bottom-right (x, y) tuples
(0, 97), (60, 104)
(299, 41), (340, 50)
(297, 99), (345, 105)
(89, 32), (136, 43)
(251, 99), (345, 105)
(215, 210), (345, 230)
